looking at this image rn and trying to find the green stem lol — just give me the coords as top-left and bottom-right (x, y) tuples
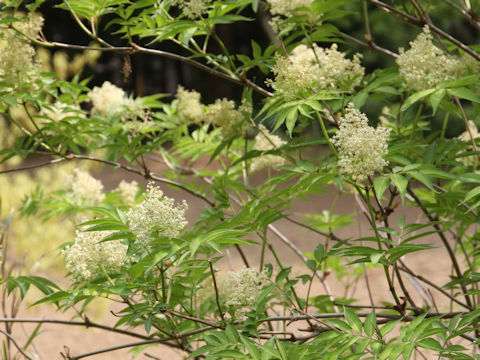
(316, 110), (338, 158)
(441, 112), (450, 139)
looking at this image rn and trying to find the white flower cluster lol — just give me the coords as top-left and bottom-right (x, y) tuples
(117, 180), (138, 205)
(89, 81), (137, 116)
(171, 0), (212, 19)
(208, 98), (249, 136)
(251, 125), (287, 172)
(332, 103), (391, 182)
(0, 13), (43, 87)
(69, 169), (105, 205)
(125, 183), (188, 245)
(266, 0), (313, 32)
(268, 44), (364, 99)
(62, 230), (128, 282)
(267, 0), (313, 17)
(396, 27), (478, 91)
(220, 267), (269, 308)
(176, 85), (205, 124)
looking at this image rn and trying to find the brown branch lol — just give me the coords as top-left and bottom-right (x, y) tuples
(0, 317), (151, 340)
(209, 260), (225, 322)
(339, 31), (399, 58)
(131, 43), (273, 97)
(0, 329), (33, 360)
(407, 186), (473, 309)
(0, 154), (215, 207)
(368, 0), (480, 60)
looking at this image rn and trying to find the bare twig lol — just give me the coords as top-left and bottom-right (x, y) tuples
(0, 329), (33, 360)
(209, 260), (225, 322)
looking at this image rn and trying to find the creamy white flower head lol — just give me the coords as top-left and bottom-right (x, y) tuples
(220, 267), (269, 308)
(396, 27), (478, 91)
(0, 13), (43, 86)
(89, 81), (128, 116)
(176, 85), (205, 124)
(117, 180), (138, 205)
(251, 125), (287, 172)
(332, 103), (391, 182)
(208, 98), (249, 136)
(171, 0), (213, 19)
(126, 183), (188, 244)
(268, 43), (364, 99)
(62, 230), (128, 282)
(69, 168), (105, 205)
(267, 0), (313, 17)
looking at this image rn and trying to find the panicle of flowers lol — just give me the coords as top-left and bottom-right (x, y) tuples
(396, 27), (478, 91)
(125, 183), (188, 245)
(208, 98), (249, 136)
(89, 81), (135, 116)
(251, 125), (287, 172)
(267, 0), (313, 17)
(0, 13), (44, 87)
(171, 0), (212, 19)
(62, 230), (128, 282)
(332, 103), (391, 182)
(219, 267), (269, 308)
(176, 85), (205, 124)
(117, 180), (138, 205)
(267, 44), (364, 99)
(69, 168), (105, 205)
(266, 0), (313, 32)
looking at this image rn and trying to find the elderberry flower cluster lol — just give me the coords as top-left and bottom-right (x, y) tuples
(208, 98), (249, 136)
(69, 169), (105, 205)
(266, 0), (314, 32)
(251, 125), (287, 173)
(171, 0), (212, 19)
(62, 230), (128, 282)
(0, 13), (43, 87)
(220, 267), (269, 308)
(396, 27), (478, 91)
(117, 180), (138, 205)
(176, 85), (205, 124)
(89, 81), (138, 116)
(267, 44), (364, 99)
(125, 183), (188, 245)
(267, 0), (313, 16)
(332, 104), (391, 182)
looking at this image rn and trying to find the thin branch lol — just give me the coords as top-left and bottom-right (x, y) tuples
(407, 186), (473, 309)
(440, 0), (480, 30)
(398, 264), (471, 310)
(0, 317), (151, 340)
(339, 31), (399, 58)
(368, 0), (480, 60)
(209, 260), (225, 322)
(131, 43), (273, 97)
(0, 329), (33, 360)
(0, 154), (215, 207)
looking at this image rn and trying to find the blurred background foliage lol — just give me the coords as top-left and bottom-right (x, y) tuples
(1, 0), (479, 273)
